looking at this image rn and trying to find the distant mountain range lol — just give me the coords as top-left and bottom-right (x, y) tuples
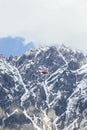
(0, 45), (87, 130)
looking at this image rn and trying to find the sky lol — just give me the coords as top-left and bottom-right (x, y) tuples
(0, 0), (87, 56)
(0, 37), (34, 57)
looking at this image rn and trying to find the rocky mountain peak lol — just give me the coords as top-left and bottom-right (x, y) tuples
(0, 45), (87, 130)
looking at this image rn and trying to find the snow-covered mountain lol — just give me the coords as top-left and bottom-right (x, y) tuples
(0, 45), (87, 130)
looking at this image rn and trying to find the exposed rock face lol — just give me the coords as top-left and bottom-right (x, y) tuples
(0, 45), (87, 130)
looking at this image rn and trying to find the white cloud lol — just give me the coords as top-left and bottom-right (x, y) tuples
(0, 0), (87, 51)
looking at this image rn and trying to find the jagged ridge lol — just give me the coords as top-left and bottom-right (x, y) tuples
(0, 45), (87, 130)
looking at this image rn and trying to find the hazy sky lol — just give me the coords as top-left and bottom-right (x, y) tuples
(0, 0), (87, 51)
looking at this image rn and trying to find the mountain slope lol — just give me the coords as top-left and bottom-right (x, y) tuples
(0, 45), (87, 130)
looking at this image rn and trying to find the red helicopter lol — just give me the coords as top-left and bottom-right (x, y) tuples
(36, 71), (48, 75)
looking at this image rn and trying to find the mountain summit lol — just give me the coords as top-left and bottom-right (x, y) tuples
(0, 45), (87, 130)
